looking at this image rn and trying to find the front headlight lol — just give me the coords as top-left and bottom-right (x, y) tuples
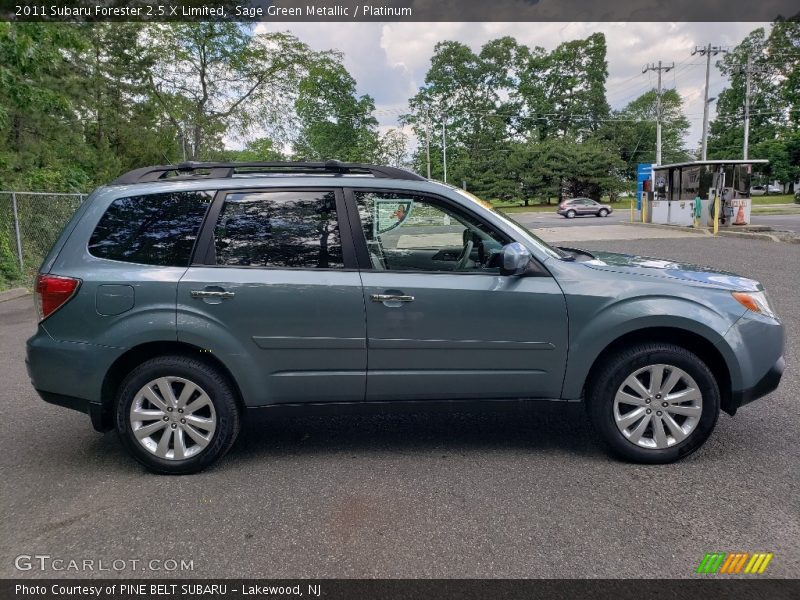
(731, 290), (776, 318)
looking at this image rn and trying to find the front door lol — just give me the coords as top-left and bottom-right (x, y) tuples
(347, 189), (568, 402)
(177, 188), (366, 405)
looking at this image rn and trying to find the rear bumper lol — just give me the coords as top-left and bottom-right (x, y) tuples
(729, 356), (784, 413)
(26, 329), (118, 432)
(35, 390), (112, 432)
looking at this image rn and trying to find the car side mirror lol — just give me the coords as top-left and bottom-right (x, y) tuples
(500, 242), (533, 276)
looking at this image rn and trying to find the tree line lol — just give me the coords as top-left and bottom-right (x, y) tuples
(0, 20), (797, 200)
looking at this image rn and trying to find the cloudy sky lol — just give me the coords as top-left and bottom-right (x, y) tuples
(256, 22), (769, 152)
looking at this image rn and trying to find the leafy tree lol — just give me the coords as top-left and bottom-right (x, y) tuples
(143, 23), (320, 160)
(378, 128), (410, 167)
(219, 138), (285, 162)
(597, 89), (691, 178)
(0, 23), (88, 190)
(405, 37), (523, 181)
(753, 132), (800, 188)
(293, 58), (381, 162)
(517, 33), (610, 140)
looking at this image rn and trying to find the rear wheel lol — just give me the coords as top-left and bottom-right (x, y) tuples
(587, 343), (720, 463)
(565, 209), (576, 219)
(115, 355), (240, 474)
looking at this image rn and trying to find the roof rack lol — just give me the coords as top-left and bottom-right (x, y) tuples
(111, 159), (426, 184)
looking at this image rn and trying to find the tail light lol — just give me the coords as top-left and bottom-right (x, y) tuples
(34, 274), (80, 322)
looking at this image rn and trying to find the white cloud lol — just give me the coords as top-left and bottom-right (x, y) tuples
(255, 21), (767, 154)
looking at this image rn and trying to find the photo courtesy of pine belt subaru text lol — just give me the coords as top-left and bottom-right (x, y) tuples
(25, 160), (785, 474)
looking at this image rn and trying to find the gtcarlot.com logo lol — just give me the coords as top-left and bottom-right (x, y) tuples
(14, 554), (194, 572)
(696, 552), (773, 574)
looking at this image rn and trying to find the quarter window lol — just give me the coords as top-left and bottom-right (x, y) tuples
(88, 191), (212, 266)
(213, 190), (343, 269)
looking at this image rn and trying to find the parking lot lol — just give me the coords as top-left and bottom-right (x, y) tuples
(1, 234), (798, 579)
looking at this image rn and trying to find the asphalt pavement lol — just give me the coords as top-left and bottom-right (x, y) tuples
(512, 205), (800, 233)
(1, 235), (798, 579)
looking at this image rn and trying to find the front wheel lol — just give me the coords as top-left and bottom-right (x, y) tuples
(587, 343), (720, 463)
(115, 355), (241, 474)
(598, 209), (609, 217)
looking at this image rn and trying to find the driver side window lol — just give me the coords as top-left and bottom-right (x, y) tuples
(354, 191), (508, 273)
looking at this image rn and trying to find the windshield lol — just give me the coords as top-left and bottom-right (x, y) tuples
(448, 187), (568, 260)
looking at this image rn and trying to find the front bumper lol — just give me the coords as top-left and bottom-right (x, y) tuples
(729, 356), (784, 413)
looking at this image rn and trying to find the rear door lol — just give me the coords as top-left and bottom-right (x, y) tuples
(177, 188), (367, 405)
(345, 188), (568, 402)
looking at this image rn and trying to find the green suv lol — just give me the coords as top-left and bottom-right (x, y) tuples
(26, 161), (785, 473)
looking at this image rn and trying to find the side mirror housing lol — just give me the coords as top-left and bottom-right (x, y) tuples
(500, 242), (533, 276)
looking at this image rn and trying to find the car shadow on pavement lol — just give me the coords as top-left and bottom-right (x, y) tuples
(228, 402), (606, 463)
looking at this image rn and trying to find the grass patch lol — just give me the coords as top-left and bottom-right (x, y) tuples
(752, 207), (800, 215)
(751, 194), (795, 205)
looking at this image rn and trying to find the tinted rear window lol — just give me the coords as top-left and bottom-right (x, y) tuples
(213, 190), (343, 269)
(89, 191), (212, 266)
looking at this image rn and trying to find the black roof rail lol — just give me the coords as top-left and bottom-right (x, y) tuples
(111, 159), (426, 184)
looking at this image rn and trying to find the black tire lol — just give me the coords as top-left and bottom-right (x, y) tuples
(586, 343), (720, 464)
(566, 209), (576, 219)
(598, 209), (609, 217)
(115, 355), (241, 474)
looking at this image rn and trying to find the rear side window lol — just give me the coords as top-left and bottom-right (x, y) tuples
(89, 191), (213, 266)
(213, 190), (343, 269)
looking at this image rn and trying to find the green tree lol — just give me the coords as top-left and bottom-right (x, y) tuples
(517, 33), (610, 141)
(218, 138), (285, 162)
(143, 23), (320, 160)
(597, 89), (691, 179)
(0, 23), (89, 190)
(293, 58), (381, 162)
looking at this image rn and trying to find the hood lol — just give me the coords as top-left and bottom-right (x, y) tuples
(574, 250), (761, 292)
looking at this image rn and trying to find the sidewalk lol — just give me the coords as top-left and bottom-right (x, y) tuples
(532, 224), (701, 243)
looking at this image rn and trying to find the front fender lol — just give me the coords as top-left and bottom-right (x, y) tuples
(561, 294), (744, 399)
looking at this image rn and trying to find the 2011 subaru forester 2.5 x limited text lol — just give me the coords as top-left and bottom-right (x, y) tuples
(26, 161), (785, 474)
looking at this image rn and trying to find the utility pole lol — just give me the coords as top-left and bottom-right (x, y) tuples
(424, 108), (431, 179)
(743, 55), (751, 160)
(442, 117), (447, 183)
(643, 61), (674, 165)
(737, 56), (769, 160)
(692, 44), (727, 160)
(738, 55), (767, 160)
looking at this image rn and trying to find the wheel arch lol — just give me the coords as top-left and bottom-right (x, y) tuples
(581, 327), (734, 415)
(97, 341), (245, 431)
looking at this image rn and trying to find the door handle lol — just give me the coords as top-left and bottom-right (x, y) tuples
(191, 290), (235, 299)
(370, 294), (414, 302)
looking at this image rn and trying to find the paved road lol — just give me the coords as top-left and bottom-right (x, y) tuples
(513, 206), (800, 233)
(752, 213), (800, 234)
(1, 236), (798, 579)
(512, 209), (628, 228)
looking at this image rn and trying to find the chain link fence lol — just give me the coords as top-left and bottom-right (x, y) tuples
(0, 191), (87, 288)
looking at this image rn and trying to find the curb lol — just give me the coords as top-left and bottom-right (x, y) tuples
(623, 221), (800, 243)
(0, 287), (29, 303)
(716, 230), (783, 243)
(621, 222), (711, 235)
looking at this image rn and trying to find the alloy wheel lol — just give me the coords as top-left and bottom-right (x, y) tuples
(613, 364), (703, 449)
(129, 376), (217, 460)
